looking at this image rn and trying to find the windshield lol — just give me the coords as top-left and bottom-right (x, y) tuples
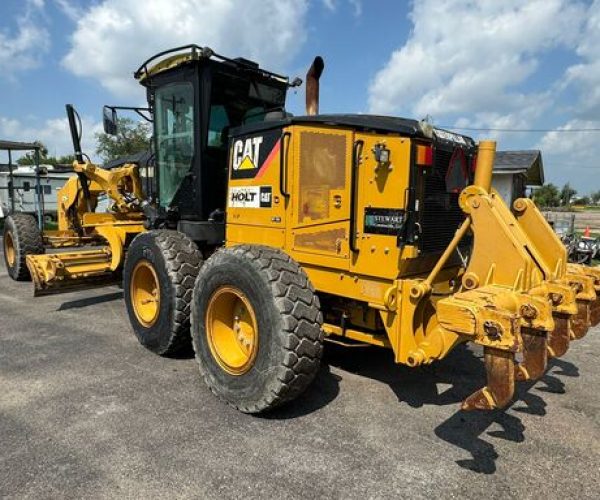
(155, 82), (195, 207)
(207, 71), (287, 149)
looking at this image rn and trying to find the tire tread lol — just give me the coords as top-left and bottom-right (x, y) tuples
(152, 230), (201, 355)
(192, 244), (323, 413)
(125, 230), (202, 356)
(3, 213), (44, 280)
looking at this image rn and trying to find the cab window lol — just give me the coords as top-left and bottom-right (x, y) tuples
(155, 82), (195, 207)
(208, 105), (230, 148)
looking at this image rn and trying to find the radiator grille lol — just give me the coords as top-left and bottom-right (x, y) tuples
(419, 148), (466, 254)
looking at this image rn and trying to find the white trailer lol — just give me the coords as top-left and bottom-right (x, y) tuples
(0, 164), (73, 221)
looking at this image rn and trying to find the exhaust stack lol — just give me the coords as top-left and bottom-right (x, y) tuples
(473, 140), (496, 193)
(306, 56), (324, 116)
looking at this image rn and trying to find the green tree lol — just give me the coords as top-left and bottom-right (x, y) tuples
(577, 195), (590, 206)
(591, 190), (600, 205)
(17, 142), (77, 166)
(95, 118), (151, 163)
(533, 183), (561, 207)
(55, 154), (78, 165)
(560, 182), (577, 207)
(16, 141), (48, 165)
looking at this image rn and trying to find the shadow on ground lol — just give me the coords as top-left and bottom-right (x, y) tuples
(263, 364), (342, 420)
(293, 342), (580, 474)
(57, 290), (124, 311)
(51, 285), (582, 474)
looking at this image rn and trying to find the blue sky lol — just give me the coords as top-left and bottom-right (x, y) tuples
(1, 0), (600, 194)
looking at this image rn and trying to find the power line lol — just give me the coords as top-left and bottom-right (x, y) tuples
(439, 126), (600, 133)
(553, 165), (600, 169)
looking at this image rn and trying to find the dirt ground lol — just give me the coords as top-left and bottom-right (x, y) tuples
(1, 242), (599, 499)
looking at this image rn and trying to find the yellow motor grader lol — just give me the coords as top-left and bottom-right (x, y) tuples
(2, 105), (146, 293)
(3, 45), (600, 413)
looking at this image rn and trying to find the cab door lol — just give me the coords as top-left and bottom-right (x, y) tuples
(153, 78), (199, 217)
(287, 126), (354, 271)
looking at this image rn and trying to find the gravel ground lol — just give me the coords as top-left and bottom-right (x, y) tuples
(1, 242), (599, 499)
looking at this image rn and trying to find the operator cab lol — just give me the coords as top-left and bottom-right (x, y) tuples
(130, 45), (297, 243)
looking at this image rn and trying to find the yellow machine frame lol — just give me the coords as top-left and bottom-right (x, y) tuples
(17, 44), (600, 412)
(226, 126), (598, 410)
(26, 161), (146, 295)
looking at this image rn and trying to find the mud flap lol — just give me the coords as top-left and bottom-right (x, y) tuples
(462, 347), (515, 411)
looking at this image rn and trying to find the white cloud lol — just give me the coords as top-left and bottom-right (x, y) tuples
(538, 121), (600, 160)
(29, 0), (46, 9)
(563, 0), (600, 119)
(533, 1), (600, 193)
(368, 0), (585, 126)
(54, 0), (83, 22)
(0, 115), (102, 163)
(321, 0), (361, 16)
(536, 119), (600, 193)
(322, 0), (335, 11)
(0, 0), (50, 76)
(63, 0), (309, 100)
(366, 0), (600, 192)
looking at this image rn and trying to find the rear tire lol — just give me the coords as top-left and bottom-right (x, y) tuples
(191, 245), (323, 413)
(123, 230), (202, 356)
(3, 213), (44, 281)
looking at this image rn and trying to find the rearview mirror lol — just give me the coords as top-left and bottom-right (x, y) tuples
(103, 106), (118, 135)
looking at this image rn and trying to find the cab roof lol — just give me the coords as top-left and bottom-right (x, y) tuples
(134, 44), (291, 87)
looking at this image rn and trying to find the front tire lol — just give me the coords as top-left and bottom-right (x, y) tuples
(123, 230), (202, 356)
(3, 213), (44, 281)
(191, 245), (323, 413)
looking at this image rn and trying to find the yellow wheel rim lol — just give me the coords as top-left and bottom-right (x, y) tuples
(4, 230), (16, 268)
(206, 286), (258, 376)
(130, 260), (160, 327)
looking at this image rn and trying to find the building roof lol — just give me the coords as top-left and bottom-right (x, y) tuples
(493, 150), (544, 185)
(103, 150), (153, 170)
(0, 163), (74, 175)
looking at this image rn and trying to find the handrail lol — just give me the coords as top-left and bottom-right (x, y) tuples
(349, 140), (364, 253)
(134, 44), (291, 84)
(279, 132), (291, 197)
